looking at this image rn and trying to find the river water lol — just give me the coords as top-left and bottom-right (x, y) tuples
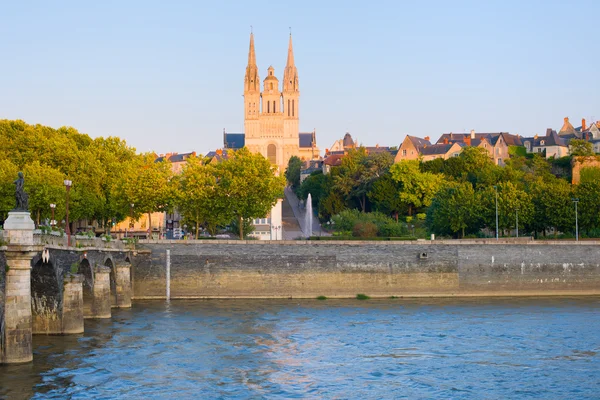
(1, 298), (599, 399)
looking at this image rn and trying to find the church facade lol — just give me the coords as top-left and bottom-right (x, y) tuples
(224, 33), (320, 172)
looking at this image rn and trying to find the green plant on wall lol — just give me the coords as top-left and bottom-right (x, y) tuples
(70, 262), (78, 274)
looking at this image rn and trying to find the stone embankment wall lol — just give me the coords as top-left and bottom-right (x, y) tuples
(133, 240), (600, 299)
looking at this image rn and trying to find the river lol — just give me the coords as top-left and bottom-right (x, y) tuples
(1, 298), (599, 399)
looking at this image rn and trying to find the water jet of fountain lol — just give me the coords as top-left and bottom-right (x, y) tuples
(305, 193), (313, 238)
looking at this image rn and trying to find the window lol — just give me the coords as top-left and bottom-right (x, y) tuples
(402, 149), (407, 156)
(270, 82), (273, 90)
(525, 142), (530, 150)
(267, 101), (270, 113)
(288, 99), (290, 116)
(292, 99), (295, 117)
(540, 140), (545, 146)
(537, 148), (541, 153)
(273, 100), (276, 113)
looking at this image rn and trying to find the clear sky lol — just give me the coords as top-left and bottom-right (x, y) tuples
(1, 0), (599, 155)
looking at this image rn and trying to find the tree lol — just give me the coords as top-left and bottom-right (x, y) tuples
(176, 157), (230, 237)
(368, 173), (406, 221)
(480, 182), (533, 235)
(332, 148), (392, 212)
(574, 181), (600, 234)
(569, 139), (594, 156)
(527, 177), (573, 237)
(427, 181), (482, 238)
(215, 148), (285, 239)
(390, 160), (444, 215)
(22, 162), (65, 226)
(121, 154), (174, 232)
(285, 155), (302, 192)
(0, 159), (19, 221)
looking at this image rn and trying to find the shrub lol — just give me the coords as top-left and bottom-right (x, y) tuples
(316, 296), (327, 300)
(356, 293), (370, 300)
(378, 221), (408, 237)
(352, 221), (378, 238)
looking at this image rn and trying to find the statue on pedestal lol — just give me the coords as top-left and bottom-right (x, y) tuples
(14, 171), (29, 211)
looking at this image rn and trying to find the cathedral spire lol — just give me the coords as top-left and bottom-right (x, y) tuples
(283, 32), (298, 93)
(248, 31), (257, 67)
(245, 31), (259, 92)
(286, 32), (295, 68)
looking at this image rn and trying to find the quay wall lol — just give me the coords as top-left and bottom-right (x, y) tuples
(132, 240), (600, 298)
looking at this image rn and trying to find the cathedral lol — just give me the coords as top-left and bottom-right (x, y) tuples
(224, 33), (320, 172)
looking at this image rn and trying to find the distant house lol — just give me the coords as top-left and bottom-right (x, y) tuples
(155, 151), (197, 174)
(394, 135), (432, 162)
(436, 131), (522, 166)
(420, 142), (464, 162)
(300, 159), (323, 183)
(522, 129), (569, 159)
(205, 148), (230, 164)
(322, 154), (344, 174)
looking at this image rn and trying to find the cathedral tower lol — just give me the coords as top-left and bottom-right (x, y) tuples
(239, 32), (319, 172)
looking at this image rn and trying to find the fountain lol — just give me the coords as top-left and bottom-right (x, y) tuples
(304, 193), (313, 238)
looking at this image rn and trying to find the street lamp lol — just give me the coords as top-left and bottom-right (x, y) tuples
(64, 179), (72, 247)
(50, 203), (56, 227)
(493, 185), (499, 240)
(517, 207), (519, 237)
(572, 198), (579, 242)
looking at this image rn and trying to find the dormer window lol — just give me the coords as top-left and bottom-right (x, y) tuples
(540, 140), (545, 146)
(270, 70), (273, 76)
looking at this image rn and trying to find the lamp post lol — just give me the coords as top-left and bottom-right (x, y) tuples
(273, 225), (281, 240)
(572, 198), (579, 242)
(493, 185), (499, 240)
(50, 203), (56, 227)
(64, 179), (72, 247)
(517, 207), (519, 237)
(183, 224), (187, 240)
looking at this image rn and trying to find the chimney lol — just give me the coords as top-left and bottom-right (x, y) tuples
(424, 136), (430, 141)
(443, 138), (449, 145)
(470, 129), (476, 139)
(465, 136), (471, 146)
(582, 118), (587, 131)
(192, 151), (196, 157)
(216, 149), (223, 156)
(534, 134), (538, 140)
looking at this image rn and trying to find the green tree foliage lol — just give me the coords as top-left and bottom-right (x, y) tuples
(22, 162), (66, 225)
(214, 148), (285, 239)
(580, 167), (600, 184)
(368, 173), (406, 221)
(390, 160), (444, 215)
(285, 155), (302, 192)
(480, 182), (533, 235)
(427, 181), (482, 238)
(0, 159), (19, 221)
(176, 157), (229, 237)
(121, 154), (174, 231)
(569, 139), (595, 156)
(298, 170), (329, 207)
(527, 177), (573, 237)
(332, 148), (393, 212)
(574, 181), (600, 234)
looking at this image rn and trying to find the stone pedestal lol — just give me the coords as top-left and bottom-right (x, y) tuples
(115, 263), (132, 308)
(85, 266), (111, 319)
(3, 211), (35, 245)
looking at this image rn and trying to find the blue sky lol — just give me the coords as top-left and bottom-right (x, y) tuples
(1, 0), (598, 155)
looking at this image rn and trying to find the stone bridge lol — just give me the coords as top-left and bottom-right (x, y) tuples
(1, 235), (134, 364)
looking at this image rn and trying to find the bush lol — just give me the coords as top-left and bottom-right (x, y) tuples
(378, 221), (408, 237)
(352, 221), (378, 238)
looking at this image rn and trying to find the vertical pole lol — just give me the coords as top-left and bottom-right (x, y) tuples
(494, 186), (498, 240)
(166, 249), (171, 300)
(575, 201), (579, 242)
(516, 209), (519, 238)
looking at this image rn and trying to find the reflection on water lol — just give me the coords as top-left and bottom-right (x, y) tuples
(1, 297), (599, 399)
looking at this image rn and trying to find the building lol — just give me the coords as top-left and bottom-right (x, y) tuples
(394, 135), (432, 162)
(420, 142), (464, 161)
(224, 33), (320, 173)
(436, 131), (522, 166)
(522, 129), (569, 159)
